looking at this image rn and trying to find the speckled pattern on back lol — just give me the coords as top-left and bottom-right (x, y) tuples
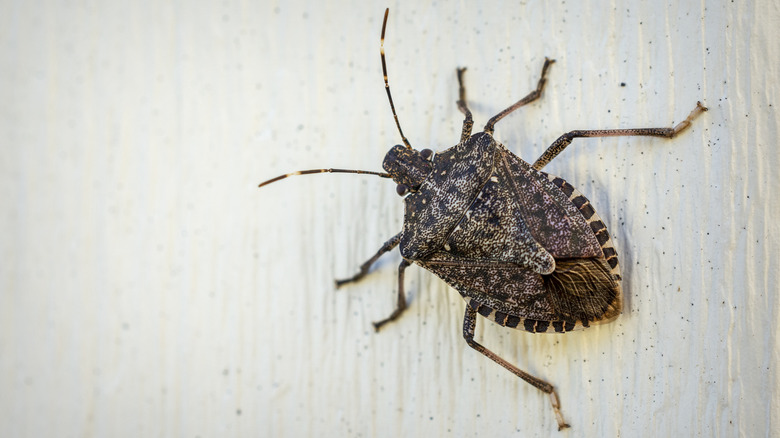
(463, 171), (623, 334)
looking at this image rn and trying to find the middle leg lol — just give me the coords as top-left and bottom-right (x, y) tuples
(335, 233), (401, 288)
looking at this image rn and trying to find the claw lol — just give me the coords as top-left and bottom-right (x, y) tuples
(549, 390), (571, 431)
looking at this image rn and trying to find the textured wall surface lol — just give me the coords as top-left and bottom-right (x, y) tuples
(2, 1), (778, 436)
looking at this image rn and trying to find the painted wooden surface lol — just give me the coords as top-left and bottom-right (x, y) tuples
(1, 1), (778, 436)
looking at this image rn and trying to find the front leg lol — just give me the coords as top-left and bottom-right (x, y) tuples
(335, 233), (401, 287)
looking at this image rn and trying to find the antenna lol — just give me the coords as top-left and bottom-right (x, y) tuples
(380, 8), (412, 149)
(258, 9), (410, 189)
(258, 168), (392, 188)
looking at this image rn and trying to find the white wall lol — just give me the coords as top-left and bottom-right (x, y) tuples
(1, 0), (777, 436)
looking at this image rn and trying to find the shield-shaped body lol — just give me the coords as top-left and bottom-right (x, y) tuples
(398, 132), (622, 333)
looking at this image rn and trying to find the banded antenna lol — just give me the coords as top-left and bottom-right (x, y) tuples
(258, 168), (391, 188)
(380, 8), (412, 149)
(258, 9), (407, 188)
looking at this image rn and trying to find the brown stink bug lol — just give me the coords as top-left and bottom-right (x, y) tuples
(258, 8), (707, 430)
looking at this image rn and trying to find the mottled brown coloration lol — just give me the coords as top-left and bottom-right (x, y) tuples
(414, 151), (622, 330)
(258, 8), (707, 432)
(341, 55), (703, 427)
(382, 145), (433, 191)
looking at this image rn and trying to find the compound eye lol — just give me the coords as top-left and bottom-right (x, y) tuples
(396, 183), (409, 196)
(420, 148), (434, 160)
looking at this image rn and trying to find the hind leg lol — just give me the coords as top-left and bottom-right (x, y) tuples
(532, 102), (708, 170)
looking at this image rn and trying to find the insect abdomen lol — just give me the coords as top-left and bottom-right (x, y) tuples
(464, 297), (581, 333)
(460, 174), (623, 334)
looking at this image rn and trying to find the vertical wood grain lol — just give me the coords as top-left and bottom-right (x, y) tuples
(1, 0), (777, 436)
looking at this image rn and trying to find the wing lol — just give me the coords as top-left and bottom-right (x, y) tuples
(417, 253), (621, 333)
(495, 142), (603, 259)
(403, 135), (622, 331)
(440, 136), (602, 274)
(443, 163), (555, 274)
(399, 133), (496, 259)
(419, 141), (623, 331)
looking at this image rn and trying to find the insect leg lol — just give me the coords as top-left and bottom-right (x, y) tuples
(484, 58), (555, 135)
(532, 101), (708, 170)
(335, 233), (402, 288)
(456, 68), (474, 143)
(373, 259), (411, 331)
(462, 306), (571, 430)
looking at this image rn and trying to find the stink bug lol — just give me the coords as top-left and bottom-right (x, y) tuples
(258, 8), (707, 430)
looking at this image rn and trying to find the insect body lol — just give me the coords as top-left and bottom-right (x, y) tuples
(259, 9), (707, 431)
